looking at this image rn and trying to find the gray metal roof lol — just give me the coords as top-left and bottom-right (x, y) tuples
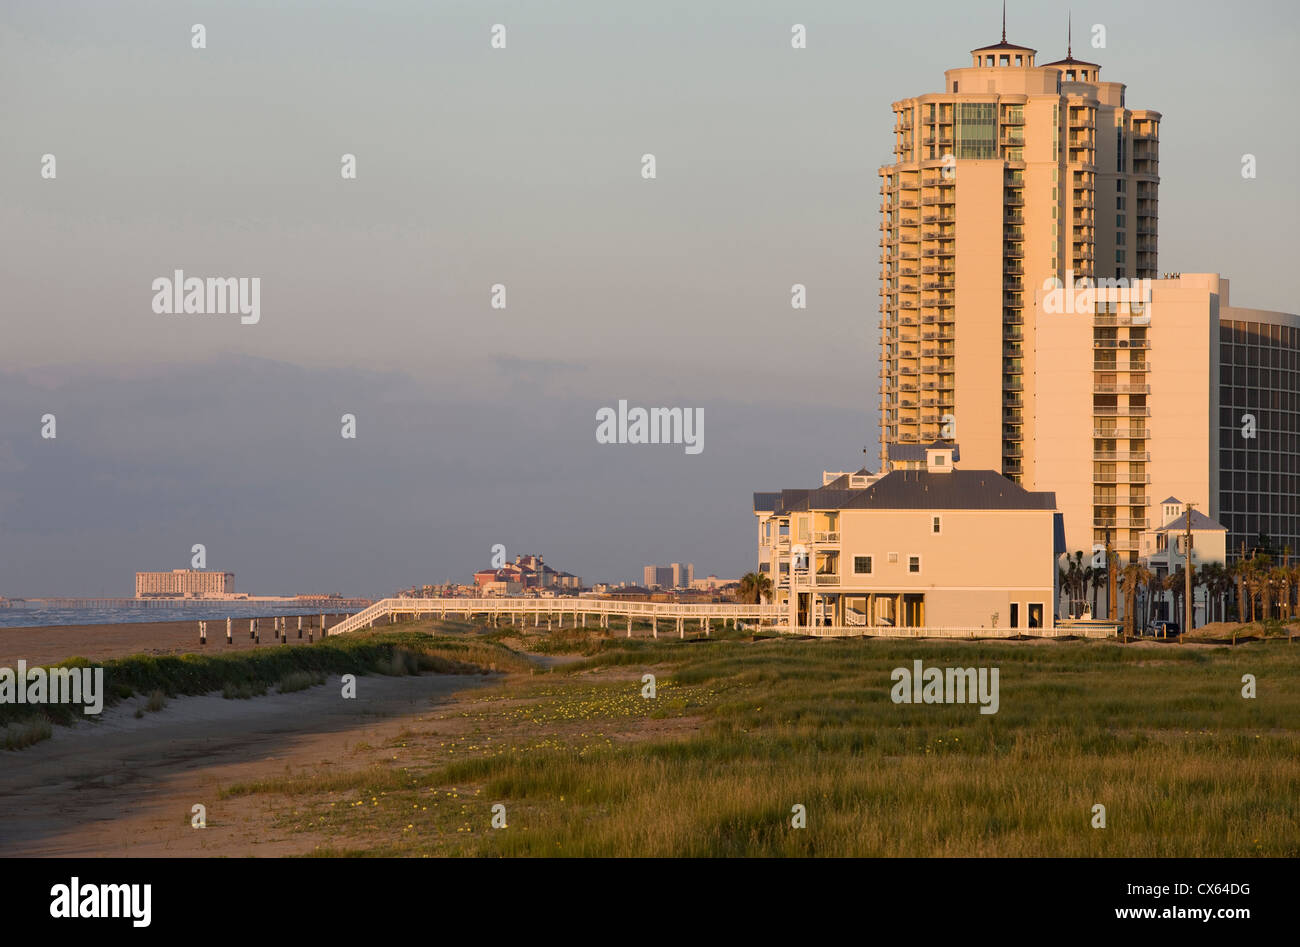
(1154, 509), (1226, 533)
(756, 468), (1056, 513)
(886, 441), (961, 462)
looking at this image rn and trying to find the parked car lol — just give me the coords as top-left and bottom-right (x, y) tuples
(1146, 620), (1180, 638)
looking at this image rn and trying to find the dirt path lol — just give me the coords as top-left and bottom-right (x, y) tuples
(0, 671), (499, 856)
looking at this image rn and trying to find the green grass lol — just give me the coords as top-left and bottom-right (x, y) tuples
(232, 631), (1300, 856)
(1, 625), (532, 744)
(2, 718), (53, 750)
(278, 671), (326, 694)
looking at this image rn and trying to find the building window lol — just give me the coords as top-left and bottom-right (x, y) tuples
(854, 556), (873, 575)
(1028, 603), (1044, 628)
(956, 102), (996, 159)
(908, 555), (921, 574)
(932, 516), (942, 534)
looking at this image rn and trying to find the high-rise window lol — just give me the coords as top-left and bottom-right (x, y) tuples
(955, 103), (996, 158)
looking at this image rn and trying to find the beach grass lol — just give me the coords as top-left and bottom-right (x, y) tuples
(230, 629), (1300, 857)
(0, 625), (531, 745)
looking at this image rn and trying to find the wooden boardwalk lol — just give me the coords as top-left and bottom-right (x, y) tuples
(325, 597), (1114, 640)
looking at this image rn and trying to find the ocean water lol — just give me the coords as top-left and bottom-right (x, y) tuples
(0, 603), (351, 629)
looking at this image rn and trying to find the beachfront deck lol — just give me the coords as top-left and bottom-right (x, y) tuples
(325, 597), (1116, 640)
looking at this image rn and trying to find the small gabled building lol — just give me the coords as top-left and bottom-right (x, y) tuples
(755, 445), (1065, 630)
(1142, 497), (1228, 626)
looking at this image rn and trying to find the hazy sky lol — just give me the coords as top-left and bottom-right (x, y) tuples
(2, 0), (1297, 596)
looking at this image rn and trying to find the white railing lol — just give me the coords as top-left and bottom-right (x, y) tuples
(325, 597), (785, 637)
(324, 599), (1114, 641)
(785, 624), (1111, 639)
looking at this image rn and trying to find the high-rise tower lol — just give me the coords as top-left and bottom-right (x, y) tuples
(877, 22), (1160, 479)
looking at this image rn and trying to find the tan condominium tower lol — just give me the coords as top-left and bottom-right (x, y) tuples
(878, 22), (1160, 479)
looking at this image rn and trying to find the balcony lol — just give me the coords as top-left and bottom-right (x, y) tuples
(1093, 517), (1149, 529)
(812, 531), (840, 543)
(1093, 338), (1150, 349)
(1093, 314), (1152, 327)
(1099, 495), (1149, 507)
(1093, 383), (1151, 394)
(1092, 472), (1152, 483)
(1092, 451), (1152, 462)
(1092, 405), (1151, 417)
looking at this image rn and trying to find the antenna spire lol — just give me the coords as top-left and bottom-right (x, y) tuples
(1067, 11), (1072, 58)
(1002, 0), (1007, 42)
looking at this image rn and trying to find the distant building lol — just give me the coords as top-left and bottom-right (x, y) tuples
(472, 554), (582, 596)
(135, 569), (234, 599)
(643, 562), (694, 589)
(689, 575), (734, 591)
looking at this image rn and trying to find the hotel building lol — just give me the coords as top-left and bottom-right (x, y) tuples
(877, 24), (1300, 572)
(135, 569), (234, 598)
(878, 26), (1159, 477)
(1031, 273), (1300, 563)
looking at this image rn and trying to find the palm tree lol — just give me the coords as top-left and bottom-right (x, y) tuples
(1274, 564), (1296, 620)
(1165, 567), (1185, 630)
(1119, 562), (1152, 641)
(1251, 554), (1273, 621)
(1144, 570), (1162, 629)
(1086, 561), (1107, 617)
(1233, 558), (1249, 624)
(1268, 566), (1289, 623)
(1284, 561), (1294, 621)
(736, 572), (771, 605)
(1206, 562), (1233, 624)
(1195, 563), (1215, 624)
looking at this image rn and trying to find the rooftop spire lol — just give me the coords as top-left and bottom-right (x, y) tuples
(1067, 11), (1072, 58)
(1002, 0), (1007, 42)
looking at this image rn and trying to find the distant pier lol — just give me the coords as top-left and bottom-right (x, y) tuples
(16, 597), (373, 610)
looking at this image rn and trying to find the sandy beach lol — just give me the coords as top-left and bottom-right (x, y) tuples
(0, 615), (352, 667)
(0, 670), (495, 856)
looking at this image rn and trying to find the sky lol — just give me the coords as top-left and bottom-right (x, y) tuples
(2, 0), (1297, 596)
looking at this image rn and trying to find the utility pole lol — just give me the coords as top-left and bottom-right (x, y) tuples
(1106, 529), (1117, 622)
(1183, 502), (1196, 640)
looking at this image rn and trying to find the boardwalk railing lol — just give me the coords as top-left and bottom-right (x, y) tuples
(325, 597), (784, 637)
(784, 624), (1112, 640)
(325, 598), (1115, 641)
